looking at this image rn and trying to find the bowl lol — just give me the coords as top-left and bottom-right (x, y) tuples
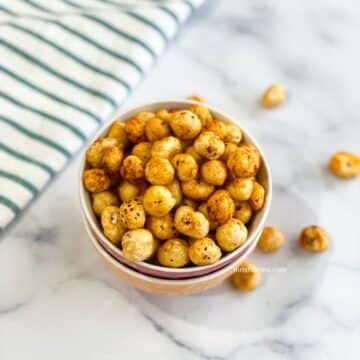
(83, 212), (262, 295)
(79, 100), (272, 279)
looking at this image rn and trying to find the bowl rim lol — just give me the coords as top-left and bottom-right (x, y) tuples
(83, 211), (261, 285)
(79, 100), (272, 275)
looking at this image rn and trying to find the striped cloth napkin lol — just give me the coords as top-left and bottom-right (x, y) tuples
(0, 0), (204, 233)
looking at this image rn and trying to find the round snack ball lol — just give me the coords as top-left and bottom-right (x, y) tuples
(329, 151), (360, 178)
(227, 144), (261, 178)
(171, 153), (198, 182)
(101, 206), (125, 244)
(205, 119), (227, 140)
(224, 123), (242, 144)
(187, 95), (205, 103)
(189, 104), (213, 127)
(103, 146), (123, 174)
(249, 182), (266, 211)
(145, 156), (174, 185)
(120, 155), (145, 184)
(169, 110), (202, 140)
(143, 185), (176, 217)
(157, 238), (190, 268)
(156, 109), (171, 122)
(151, 136), (182, 159)
(186, 146), (203, 163)
(121, 229), (157, 261)
(124, 115), (149, 143)
(181, 179), (215, 201)
(166, 179), (182, 206)
(92, 191), (119, 217)
(201, 160), (227, 186)
(174, 206), (209, 239)
(119, 199), (146, 229)
(258, 226), (284, 253)
(136, 111), (156, 122)
(193, 131), (225, 160)
(221, 142), (238, 163)
(107, 121), (128, 149)
(145, 116), (170, 142)
(261, 84), (286, 108)
(234, 201), (253, 224)
(118, 181), (142, 202)
(216, 218), (248, 252)
(231, 261), (261, 291)
(83, 168), (110, 193)
(132, 142), (152, 164)
(226, 178), (254, 201)
(86, 137), (119, 168)
(197, 202), (219, 230)
(147, 214), (178, 240)
(207, 190), (235, 225)
(189, 237), (222, 266)
(299, 225), (329, 253)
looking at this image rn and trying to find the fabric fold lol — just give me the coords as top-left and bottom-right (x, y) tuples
(0, 0), (204, 232)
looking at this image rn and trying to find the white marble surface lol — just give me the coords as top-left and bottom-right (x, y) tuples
(1, 0), (360, 359)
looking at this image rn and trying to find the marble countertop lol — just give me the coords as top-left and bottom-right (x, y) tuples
(1, 1), (360, 359)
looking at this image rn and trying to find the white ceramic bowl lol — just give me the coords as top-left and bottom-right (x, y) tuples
(79, 101), (272, 280)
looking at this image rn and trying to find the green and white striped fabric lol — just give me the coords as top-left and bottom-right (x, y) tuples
(0, 0), (204, 233)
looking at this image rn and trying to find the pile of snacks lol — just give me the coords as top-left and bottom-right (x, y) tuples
(329, 151), (360, 178)
(83, 102), (267, 268)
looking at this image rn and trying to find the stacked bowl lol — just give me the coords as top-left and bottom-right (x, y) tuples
(79, 101), (272, 295)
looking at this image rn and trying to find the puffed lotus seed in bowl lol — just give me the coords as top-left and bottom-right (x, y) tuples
(80, 101), (272, 280)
